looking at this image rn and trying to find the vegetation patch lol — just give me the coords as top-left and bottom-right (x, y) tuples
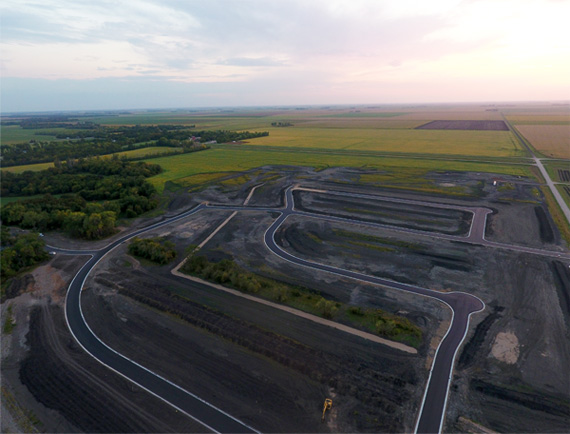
(1, 158), (159, 238)
(0, 229), (49, 280)
(539, 186), (570, 245)
(181, 255), (422, 347)
(415, 120), (509, 131)
(3, 304), (16, 334)
(128, 237), (177, 264)
(332, 229), (423, 250)
(145, 147), (532, 193)
(516, 125), (570, 159)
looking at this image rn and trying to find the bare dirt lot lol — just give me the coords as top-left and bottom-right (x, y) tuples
(416, 120), (509, 131)
(293, 190), (472, 235)
(1, 256), (199, 434)
(2, 166), (569, 433)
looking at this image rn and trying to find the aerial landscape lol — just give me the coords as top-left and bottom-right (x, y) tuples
(1, 1), (569, 434)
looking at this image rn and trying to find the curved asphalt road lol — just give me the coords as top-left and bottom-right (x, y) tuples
(263, 188), (485, 433)
(61, 184), (568, 434)
(64, 204), (259, 434)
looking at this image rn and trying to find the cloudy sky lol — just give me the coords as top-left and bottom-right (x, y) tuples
(1, 0), (569, 112)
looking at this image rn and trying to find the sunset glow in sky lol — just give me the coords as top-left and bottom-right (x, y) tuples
(1, 0), (569, 111)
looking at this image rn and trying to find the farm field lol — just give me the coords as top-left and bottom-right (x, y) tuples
(0, 147), (182, 173)
(1, 125), (60, 144)
(1, 161), (56, 173)
(144, 146), (532, 193)
(415, 120), (508, 131)
(515, 125), (570, 159)
(246, 127), (525, 157)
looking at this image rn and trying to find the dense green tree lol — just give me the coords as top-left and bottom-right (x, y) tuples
(1, 232), (49, 279)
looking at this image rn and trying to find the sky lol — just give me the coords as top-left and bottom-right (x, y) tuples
(1, 0), (569, 112)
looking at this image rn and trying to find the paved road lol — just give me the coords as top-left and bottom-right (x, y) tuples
(263, 187), (485, 433)
(64, 204), (259, 434)
(60, 184), (569, 434)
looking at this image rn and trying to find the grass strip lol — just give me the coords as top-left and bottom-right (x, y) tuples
(181, 255), (422, 347)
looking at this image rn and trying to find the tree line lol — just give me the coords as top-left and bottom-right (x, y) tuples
(1, 124), (268, 167)
(128, 237), (177, 264)
(1, 229), (49, 280)
(1, 157), (160, 239)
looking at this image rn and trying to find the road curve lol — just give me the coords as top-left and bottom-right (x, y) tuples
(65, 204), (259, 434)
(62, 183), (567, 433)
(263, 187), (485, 434)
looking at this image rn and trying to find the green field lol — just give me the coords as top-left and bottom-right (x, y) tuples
(1, 125), (59, 144)
(114, 146), (182, 158)
(1, 161), (56, 173)
(246, 128), (527, 158)
(0, 147), (182, 173)
(145, 147), (533, 193)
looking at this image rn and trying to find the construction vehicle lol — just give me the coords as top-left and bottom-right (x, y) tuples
(321, 398), (332, 422)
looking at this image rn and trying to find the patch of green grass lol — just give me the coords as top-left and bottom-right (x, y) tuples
(306, 232), (323, 244)
(247, 127), (526, 158)
(497, 182), (516, 192)
(540, 185), (570, 245)
(332, 229), (423, 250)
(1, 161), (56, 173)
(1, 125), (59, 144)
(145, 147), (533, 193)
(114, 146), (182, 158)
(220, 174), (251, 187)
(3, 304), (15, 334)
(181, 255), (422, 347)
(336, 240), (395, 253)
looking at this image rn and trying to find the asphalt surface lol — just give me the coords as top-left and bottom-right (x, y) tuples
(64, 204), (259, 434)
(59, 184), (570, 434)
(262, 187), (485, 434)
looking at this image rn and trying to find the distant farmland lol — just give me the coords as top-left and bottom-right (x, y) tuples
(415, 120), (509, 131)
(516, 125), (570, 159)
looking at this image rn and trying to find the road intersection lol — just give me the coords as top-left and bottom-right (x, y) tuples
(60, 184), (569, 433)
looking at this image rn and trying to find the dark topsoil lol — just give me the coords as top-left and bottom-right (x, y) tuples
(4, 166), (569, 433)
(81, 244), (423, 433)
(415, 120), (509, 131)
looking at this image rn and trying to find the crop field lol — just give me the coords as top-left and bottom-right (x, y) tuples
(505, 114), (570, 125)
(0, 147), (183, 173)
(113, 146), (182, 158)
(292, 118), (425, 129)
(415, 120), (508, 131)
(145, 147), (532, 192)
(1, 161), (56, 173)
(515, 125), (570, 158)
(1, 125), (59, 144)
(248, 127), (525, 157)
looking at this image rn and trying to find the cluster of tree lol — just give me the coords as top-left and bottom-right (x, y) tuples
(190, 130), (269, 143)
(128, 237), (177, 264)
(1, 157), (160, 197)
(1, 196), (118, 239)
(183, 254), (422, 344)
(1, 158), (160, 239)
(0, 229), (49, 279)
(271, 122), (293, 127)
(1, 124), (267, 167)
(183, 255), (264, 293)
(19, 115), (98, 129)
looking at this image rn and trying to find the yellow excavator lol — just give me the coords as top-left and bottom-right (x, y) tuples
(321, 398), (333, 422)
